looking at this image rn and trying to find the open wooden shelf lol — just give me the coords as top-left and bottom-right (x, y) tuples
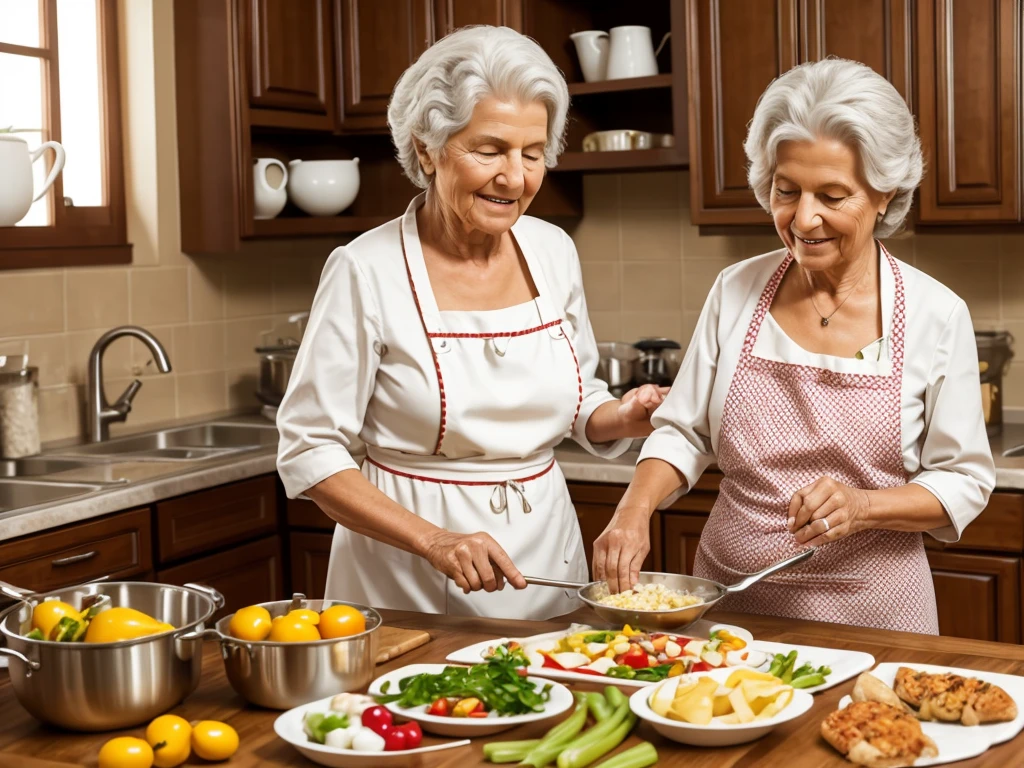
(553, 147), (685, 173)
(250, 215), (392, 238)
(567, 73), (673, 97)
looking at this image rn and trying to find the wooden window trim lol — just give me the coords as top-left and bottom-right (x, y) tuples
(0, 0), (130, 270)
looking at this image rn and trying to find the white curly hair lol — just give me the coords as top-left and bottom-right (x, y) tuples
(744, 58), (923, 236)
(387, 25), (570, 188)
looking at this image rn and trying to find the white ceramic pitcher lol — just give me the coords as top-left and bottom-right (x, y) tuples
(253, 157), (289, 220)
(606, 26), (671, 80)
(0, 135), (65, 227)
(570, 30), (610, 82)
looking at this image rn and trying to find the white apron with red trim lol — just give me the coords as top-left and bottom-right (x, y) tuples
(322, 201), (588, 619)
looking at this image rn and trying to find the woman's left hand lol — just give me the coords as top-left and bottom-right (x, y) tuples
(617, 385), (670, 437)
(788, 476), (871, 546)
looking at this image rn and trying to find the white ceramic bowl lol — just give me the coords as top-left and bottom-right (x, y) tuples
(629, 667), (814, 747)
(274, 695), (471, 768)
(287, 159), (360, 216)
(367, 663), (574, 737)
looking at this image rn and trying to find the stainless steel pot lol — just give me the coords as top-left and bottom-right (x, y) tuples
(632, 338), (683, 386)
(256, 346), (296, 406)
(0, 581), (223, 731)
(596, 342), (640, 397)
(199, 593), (381, 710)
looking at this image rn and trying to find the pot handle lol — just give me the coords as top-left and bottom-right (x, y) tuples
(175, 627), (223, 643)
(0, 646), (40, 671)
(185, 582), (225, 609)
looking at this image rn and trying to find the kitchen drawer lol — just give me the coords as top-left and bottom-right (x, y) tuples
(158, 535), (283, 620)
(924, 492), (1024, 555)
(157, 475), (279, 564)
(286, 497), (334, 530)
(289, 531), (333, 598)
(0, 508), (152, 592)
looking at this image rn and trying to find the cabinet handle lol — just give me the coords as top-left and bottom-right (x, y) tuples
(52, 550), (98, 567)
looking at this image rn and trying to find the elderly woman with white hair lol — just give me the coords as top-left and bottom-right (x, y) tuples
(593, 58), (996, 634)
(276, 26), (665, 619)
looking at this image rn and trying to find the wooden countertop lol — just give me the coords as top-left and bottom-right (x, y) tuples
(2, 608), (1024, 767)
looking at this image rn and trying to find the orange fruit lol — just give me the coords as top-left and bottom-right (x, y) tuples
(268, 616), (321, 642)
(286, 608), (320, 625)
(228, 605), (272, 641)
(318, 605), (366, 639)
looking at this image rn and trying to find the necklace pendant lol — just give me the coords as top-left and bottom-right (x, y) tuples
(821, 317), (830, 327)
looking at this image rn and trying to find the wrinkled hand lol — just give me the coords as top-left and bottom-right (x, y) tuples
(617, 385), (670, 437)
(592, 511), (650, 594)
(788, 476), (870, 547)
(422, 530), (527, 594)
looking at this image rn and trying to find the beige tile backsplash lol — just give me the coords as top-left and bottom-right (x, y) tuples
(571, 171), (1024, 413)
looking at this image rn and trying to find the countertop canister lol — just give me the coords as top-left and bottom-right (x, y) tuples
(0, 364), (40, 458)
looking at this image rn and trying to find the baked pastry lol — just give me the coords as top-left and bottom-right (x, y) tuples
(821, 700), (939, 768)
(893, 666), (1018, 726)
(852, 672), (911, 712)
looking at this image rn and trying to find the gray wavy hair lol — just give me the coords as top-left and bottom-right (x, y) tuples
(387, 25), (570, 188)
(744, 58), (923, 237)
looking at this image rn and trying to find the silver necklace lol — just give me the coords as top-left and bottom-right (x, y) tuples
(805, 265), (869, 327)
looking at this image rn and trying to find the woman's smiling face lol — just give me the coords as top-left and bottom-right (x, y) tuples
(420, 96), (549, 238)
(770, 138), (893, 271)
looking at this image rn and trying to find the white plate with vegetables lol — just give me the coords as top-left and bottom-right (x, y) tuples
(368, 653), (575, 737)
(274, 693), (471, 768)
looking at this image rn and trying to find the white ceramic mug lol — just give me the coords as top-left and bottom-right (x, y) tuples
(287, 158), (360, 217)
(606, 26), (670, 80)
(253, 158), (288, 220)
(0, 135), (65, 227)
(570, 30), (610, 82)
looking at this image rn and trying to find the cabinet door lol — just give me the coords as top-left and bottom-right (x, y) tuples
(800, 0), (911, 103)
(687, 0), (798, 225)
(434, 0), (521, 35)
(662, 514), (707, 577)
(158, 536), (284, 620)
(248, 0), (336, 129)
(927, 551), (1020, 644)
(290, 532), (334, 598)
(916, 0), (1020, 222)
(338, 0), (432, 131)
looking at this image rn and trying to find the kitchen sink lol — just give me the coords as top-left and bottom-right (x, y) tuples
(57, 423), (279, 461)
(0, 479), (106, 515)
(0, 457), (100, 478)
(1003, 445), (1024, 458)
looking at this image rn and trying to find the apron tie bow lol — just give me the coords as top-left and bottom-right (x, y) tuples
(489, 479), (532, 514)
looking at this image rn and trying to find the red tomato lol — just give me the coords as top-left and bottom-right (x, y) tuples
(426, 698), (449, 717)
(691, 661), (712, 673)
(383, 728), (407, 751)
(621, 647), (650, 669)
(361, 705), (393, 736)
(541, 654), (565, 670)
(400, 722), (422, 749)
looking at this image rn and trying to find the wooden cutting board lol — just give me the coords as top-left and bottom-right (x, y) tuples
(375, 626), (431, 664)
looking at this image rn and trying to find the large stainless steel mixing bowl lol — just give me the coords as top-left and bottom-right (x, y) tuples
(0, 581), (223, 731)
(201, 594), (381, 710)
(527, 548), (814, 630)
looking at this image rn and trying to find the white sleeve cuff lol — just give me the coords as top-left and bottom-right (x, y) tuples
(277, 444), (361, 499)
(638, 427), (714, 508)
(910, 472), (983, 543)
(571, 392), (634, 459)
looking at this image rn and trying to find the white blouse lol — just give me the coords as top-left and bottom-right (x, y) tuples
(640, 248), (996, 542)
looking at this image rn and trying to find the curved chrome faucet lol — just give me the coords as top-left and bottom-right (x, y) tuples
(87, 326), (172, 442)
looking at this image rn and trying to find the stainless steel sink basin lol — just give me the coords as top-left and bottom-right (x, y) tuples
(57, 423), (278, 461)
(0, 480), (106, 515)
(1003, 445), (1024, 458)
(0, 457), (99, 478)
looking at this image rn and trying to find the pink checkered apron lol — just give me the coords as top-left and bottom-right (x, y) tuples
(693, 247), (939, 634)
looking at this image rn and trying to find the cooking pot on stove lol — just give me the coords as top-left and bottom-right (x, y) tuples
(255, 312), (307, 406)
(597, 342), (639, 397)
(632, 337), (682, 386)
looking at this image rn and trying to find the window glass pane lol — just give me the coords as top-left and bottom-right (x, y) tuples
(0, 0), (42, 48)
(56, 0), (103, 207)
(0, 53), (50, 226)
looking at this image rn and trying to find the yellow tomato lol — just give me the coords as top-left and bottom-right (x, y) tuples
(268, 616), (321, 642)
(145, 714), (192, 768)
(318, 605), (366, 639)
(85, 607), (174, 643)
(31, 600), (82, 638)
(286, 608), (321, 625)
(98, 736), (154, 768)
(191, 720), (239, 761)
(228, 605), (272, 641)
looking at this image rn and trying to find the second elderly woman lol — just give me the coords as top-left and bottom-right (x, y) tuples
(276, 26), (666, 619)
(593, 58), (995, 634)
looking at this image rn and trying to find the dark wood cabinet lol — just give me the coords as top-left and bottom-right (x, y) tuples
(916, 0), (1021, 223)
(158, 535), (284, 620)
(927, 550), (1021, 644)
(661, 514), (707, 577)
(286, 497), (334, 530)
(434, 0), (521, 35)
(337, 0), (433, 131)
(247, 0), (336, 130)
(290, 532), (334, 598)
(567, 483), (659, 573)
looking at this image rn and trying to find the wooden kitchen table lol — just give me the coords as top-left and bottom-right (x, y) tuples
(2, 608), (1023, 767)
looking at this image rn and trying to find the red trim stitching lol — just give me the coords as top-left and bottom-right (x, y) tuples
(427, 319), (562, 339)
(400, 227), (446, 455)
(366, 456), (556, 485)
(562, 333), (584, 433)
